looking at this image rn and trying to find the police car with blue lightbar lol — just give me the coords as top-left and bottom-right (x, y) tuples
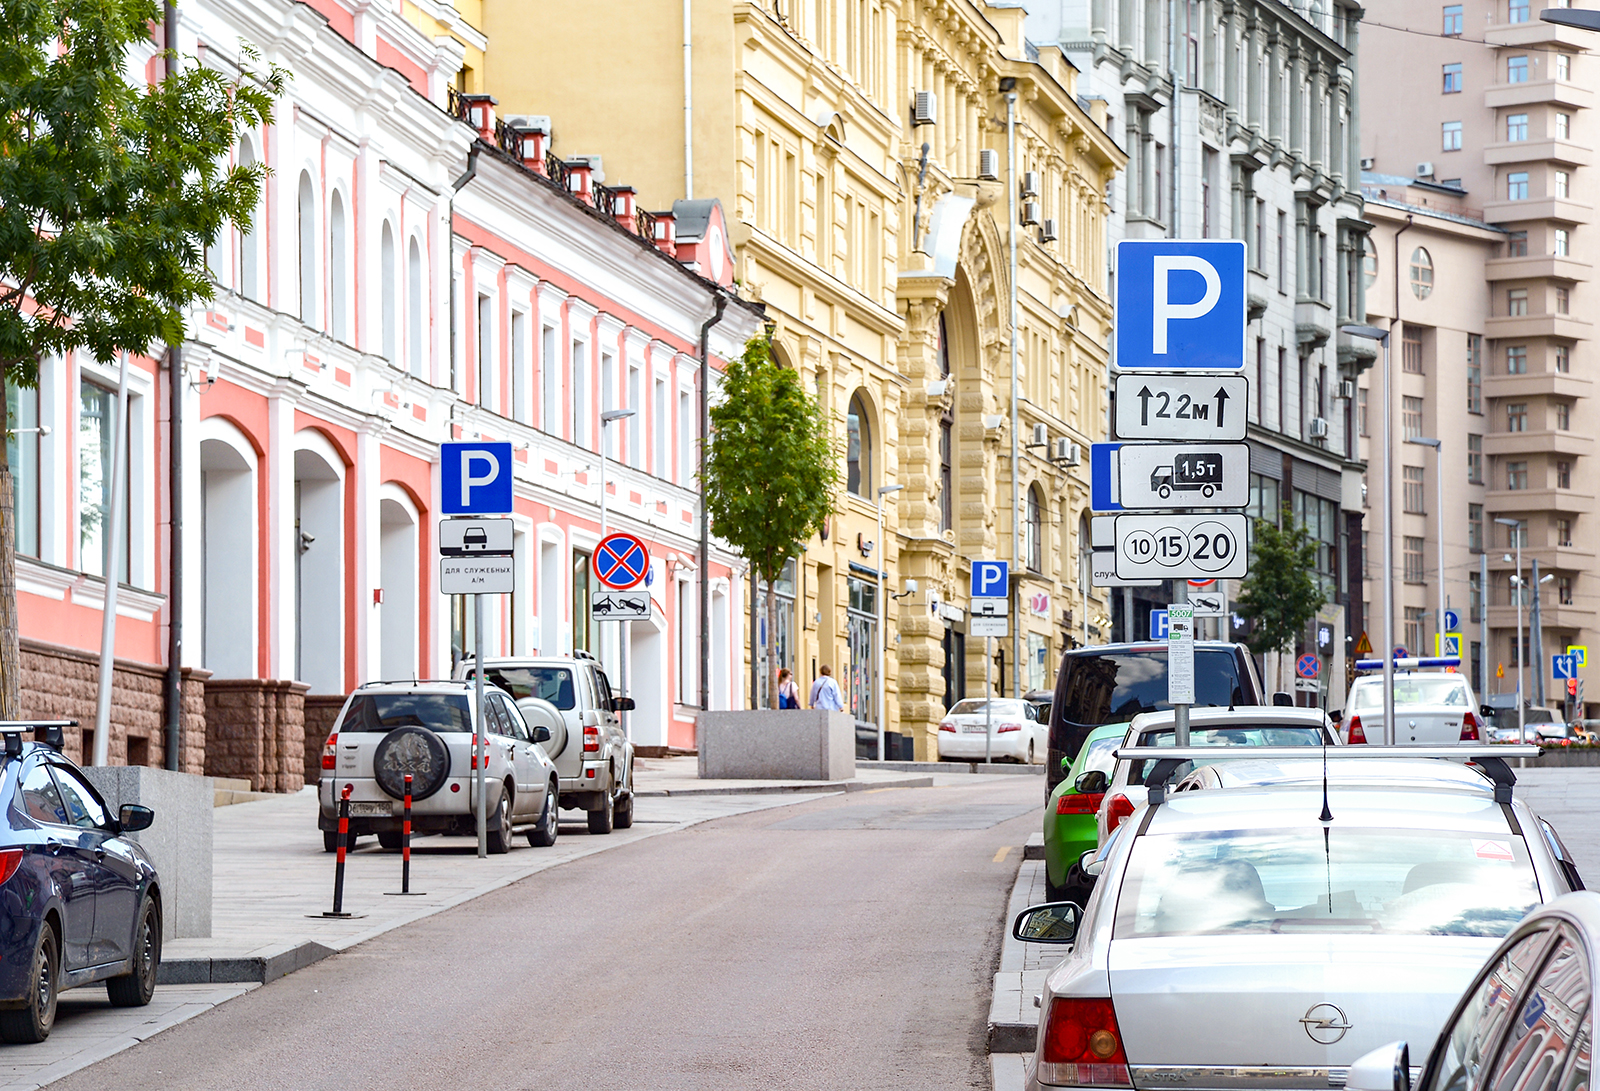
(1343, 656), (1485, 746)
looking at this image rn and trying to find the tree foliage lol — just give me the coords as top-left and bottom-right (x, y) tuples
(1235, 508), (1327, 658)
(703, 338), (839, 706)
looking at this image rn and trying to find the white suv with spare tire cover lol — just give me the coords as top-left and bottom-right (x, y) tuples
(458, 653), (636, 834)
(317, 680), (560, 854)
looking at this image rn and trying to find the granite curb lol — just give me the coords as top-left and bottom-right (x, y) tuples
(635, 775), (935, 797)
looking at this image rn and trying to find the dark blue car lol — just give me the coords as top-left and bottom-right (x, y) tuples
(0, 726), (160, 1042)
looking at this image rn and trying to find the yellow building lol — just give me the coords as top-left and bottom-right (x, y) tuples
(470, 1), (1123, 758)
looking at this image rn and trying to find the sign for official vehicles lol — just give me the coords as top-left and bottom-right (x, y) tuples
(439, 517), (514, 557)
(1114, 513), (1249, 580)
(440, 555), (515, 595)
(1114, 373), (1248, 441)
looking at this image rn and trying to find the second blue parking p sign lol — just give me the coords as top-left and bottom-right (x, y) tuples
(1115, 240), (1247, 370)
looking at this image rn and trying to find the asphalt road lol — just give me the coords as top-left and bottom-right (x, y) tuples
(50, 776), (1042, 1091)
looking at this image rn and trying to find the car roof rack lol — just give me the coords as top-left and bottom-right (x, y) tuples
(0, 721), (76, 757)
(1113, 744), (1541, 804)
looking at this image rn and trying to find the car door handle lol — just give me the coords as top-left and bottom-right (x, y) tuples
(45, 840), (62, 855)
(94, 848), (105, 862)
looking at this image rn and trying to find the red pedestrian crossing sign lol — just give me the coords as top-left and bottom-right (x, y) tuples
(593, 533), (650, 590)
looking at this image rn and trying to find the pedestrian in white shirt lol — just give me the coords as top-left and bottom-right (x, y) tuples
(809, 665), (846, 711)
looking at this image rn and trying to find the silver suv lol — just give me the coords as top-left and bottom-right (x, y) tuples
(459, 654), (635, 834)
(317, 680), (560, 854)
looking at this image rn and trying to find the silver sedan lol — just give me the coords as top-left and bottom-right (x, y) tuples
(1013, 746), (1580, 1091)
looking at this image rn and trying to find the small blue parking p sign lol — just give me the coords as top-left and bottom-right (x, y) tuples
(1115, 240), (1247, 370)
(971, 561), (1009, 599)
(441, 442), (514, 515)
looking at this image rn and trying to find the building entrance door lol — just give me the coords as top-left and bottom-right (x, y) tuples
(847, 577), (877, 759)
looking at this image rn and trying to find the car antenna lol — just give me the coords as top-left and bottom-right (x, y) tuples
(1318, 739), (1334, 823)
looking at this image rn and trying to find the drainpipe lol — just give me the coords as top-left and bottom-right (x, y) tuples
(1007, 92), (1020, 698)
(683, 0), (694, 200)
(163, 0), (183, 770)
(698, 293), (727, 719)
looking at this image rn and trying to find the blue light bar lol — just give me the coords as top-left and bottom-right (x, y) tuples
(1355, 656), (1462, 672)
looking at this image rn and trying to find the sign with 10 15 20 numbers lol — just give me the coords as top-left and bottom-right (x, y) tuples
(1114, 513), (1249, 580)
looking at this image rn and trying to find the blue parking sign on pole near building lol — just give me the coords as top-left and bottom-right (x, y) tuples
(1114, 240), (1247, 370)
(1150, 609), (1170, 640)
(971, 561), (1009, 599)
(441, 441), (514, 515)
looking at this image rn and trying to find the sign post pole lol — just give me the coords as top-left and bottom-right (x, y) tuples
(474, 590), (487, 858)
(985, 636), (992, 766)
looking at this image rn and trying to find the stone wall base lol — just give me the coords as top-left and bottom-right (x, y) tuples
(204, 679), (310, 792)
(303, 695), (346, 788)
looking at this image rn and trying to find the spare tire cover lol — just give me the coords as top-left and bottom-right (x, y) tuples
(516, 697), (567, 759)
(373, 726), (451, 801)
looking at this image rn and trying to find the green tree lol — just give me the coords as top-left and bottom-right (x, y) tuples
(0, 1), (283, 712)
(704, 338), (839, 708)
(1235, 508), (1327, 659)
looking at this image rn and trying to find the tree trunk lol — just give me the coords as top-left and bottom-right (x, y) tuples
(0, 377), (17, 719)
(767, 578), (779, 709)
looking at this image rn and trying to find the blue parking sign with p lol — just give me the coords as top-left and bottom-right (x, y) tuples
(1114, 240), (1247, 370)
(971, 561), (1008, 599)
(441, 441), (514, 515)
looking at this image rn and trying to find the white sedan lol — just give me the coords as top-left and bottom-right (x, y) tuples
(937, 698), (1045, 763)
(1013, 746), (1579, 1091)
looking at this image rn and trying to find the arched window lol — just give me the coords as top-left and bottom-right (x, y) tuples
(381, 222), (397, 364)
(407, 237), (424, 378)
(297, 172), (317, 325)
(239, 140), (259, 302)
(1362, 237), (1378, 289)
(328, 190), (348, 342)
(847, 393), (871, 496)
(1409, 247), (1434, 300)
(1025, 485), (1043, 572)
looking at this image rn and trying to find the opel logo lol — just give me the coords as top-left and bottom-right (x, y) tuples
(1301, 1003), (1352, 1044)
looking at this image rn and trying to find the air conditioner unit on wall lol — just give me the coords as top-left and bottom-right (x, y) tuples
(1338, 379), (1356, 400)
(913, 91), (938, 126)
(1360, 157), (1375, 170)
(1416, 161), (1435, 178)
(1021, 171), (1041, 198)
(1021, 201), (1041, 226)
(1308, 417), (1330, 439)
(978, 149), (1000, 181)
(1039, 219), (1059, 242)
(1032, 423), (1049, 447)
(1053, 438), (1081, 464)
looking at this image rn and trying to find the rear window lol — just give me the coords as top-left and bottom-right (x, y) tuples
(470, 667), (578, 711)
(949, 699), (1032, 720)
(339, 693), (471, 733)
(1351, 677), (1471, 710)
(1127, 725), (1327, 785)
(1056, 650), (1248, 732)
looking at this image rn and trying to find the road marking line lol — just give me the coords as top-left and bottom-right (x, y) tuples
(993, 846), (1012, 863)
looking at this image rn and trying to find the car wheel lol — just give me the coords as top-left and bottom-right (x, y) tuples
(486, 786), (514, 855)
(586, 782), (615, 835)
(0, 923), (58, 1043)
(106, 897), (160, 1008)
(1047, 862), (1096, 908)
(377, 831), (403, 851)
(1028, 741), (1036, 765)
(527, 783), (559, 848)
(323, 831), (341, 853)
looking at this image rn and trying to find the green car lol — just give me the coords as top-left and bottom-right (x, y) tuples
(1042, 721), (1124, 904)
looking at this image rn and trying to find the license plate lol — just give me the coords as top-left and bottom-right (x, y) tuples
(961, 724), (987, 734)
(348, 801), (391, 817)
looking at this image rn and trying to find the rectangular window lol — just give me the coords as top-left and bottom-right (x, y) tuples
(1154, 143), (1165, 221)
(511, 311), (529, 424)
(1509, 0), (1530, 23)
(653, 376), (668, 477)
(1470, 574), (1483, 625)
(1507, 519), (1529, 548)
(1202, 148), (1215, 237)
(1403, 395), (1424, 439)
(1557, 171), (1571, 198)
(1508, 231), (1529, 257)
(1469, 503), (1484, 551)
(476, 295), (492, 409)
(1358, 387), (1369, 436)
(1507, 113), (1529, 141)
(1405, 608), (1426, 653)
(79, 378), (128, 582)
(7, 384), (38, 558)
(1277, 211), (1286, 290)
(1507, 459), (1529, 489)
(939, 417), (953, 532)
(1557, 344), (1571, 372)
(600, 352), (617, 458)
(1507, 403), (1528, 431)
(1507, 345), (1528, 374)
(1443, 63), (1463, 93)
(571, 549), (595, 654)
(1560, 576), (1574, 605)
(571, 340), (590, 448)
(1508, 288), (1529, 315)
(1255, 199), (1265, 267)
(1555, 228), (1571, 256)
(1468, 334), (1483, 413)
(1558, 402), (1571, 429)
(1442, 121), (1462, 151)
(678, 388), (693, 487)
(627, 363), (643, 466)
(1507, 56), (1529, 83)
(541, 325), (559, 432)
(1558, 518), (1574, 546)
(1558, 460), (1572, 488)
(1558, 53), (1571, 80)
(1403, 333), (1424, 374)
(1404, 540), (1425, 584)
(1468, 433), (1483, 482)
(1444, 4), (1464, 34)
(1557, 112), (1572, 140)
(1404, 465), (1426, 513)
(1508, 172), (1529, 200)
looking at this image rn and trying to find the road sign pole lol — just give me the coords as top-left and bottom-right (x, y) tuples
(1173, 587), (1190, 746)
(475, 591), (487, 858)
(985, 636), (992, 766)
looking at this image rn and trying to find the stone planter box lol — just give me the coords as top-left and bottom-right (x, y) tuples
(80, 766), (213, 940)
(697, 710), (855, 781)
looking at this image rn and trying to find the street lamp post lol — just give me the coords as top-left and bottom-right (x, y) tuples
(1497, 517), (1525, 745)
(1407, 437), (1445, 653)
(600, 408), (637, 736)
(1341, 323), (1397, 743)
(876, 484), (904, 761)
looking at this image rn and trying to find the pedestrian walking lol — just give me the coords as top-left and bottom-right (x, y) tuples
(809, 665), (846, 711)
(777, 668), (801, 709)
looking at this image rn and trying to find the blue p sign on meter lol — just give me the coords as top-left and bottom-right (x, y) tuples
(971, 560), (1008, 599)
(441, 442), (514, 515)
(1114, 240), (1247, 370)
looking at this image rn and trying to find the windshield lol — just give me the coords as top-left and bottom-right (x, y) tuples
(1056, 650), (1249, 729)
(339, 693), (472, 733)
(950, 699), (1029, 719)
(1114, 828), (1539, 939)
(1127, 725), (1326, 785)
(471, 667), (578, 711)
(1351, 677), (1471, 710)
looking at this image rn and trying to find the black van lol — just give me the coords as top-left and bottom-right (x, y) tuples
(1045, 642), (1268, 794)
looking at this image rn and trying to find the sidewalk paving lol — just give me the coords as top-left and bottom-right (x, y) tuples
(0, 755), (976, 1089)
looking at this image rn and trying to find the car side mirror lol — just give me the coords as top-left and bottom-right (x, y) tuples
(119, 804), (154, 833)
(1074, 770), (1109, 794)
(1059, 755), (1072, 773)
(1079, 849), (1106, 877)
(531, 726), (552, 744)
(1012, 902), (1080, 944)
(1346, 1042), (1411, 1091)
(1273, 692), (1295, 707)
(611, 697), (636, 712)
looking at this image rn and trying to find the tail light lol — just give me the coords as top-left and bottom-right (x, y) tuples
(998, 722), (1023, 734)
(939, 721), (956, 733)
(1347, 715), (1367, 745)
(0, 849), (22, 885)
(1104, 793), (1135, 830)
(583, 726), (600, 753)
(470, 735), (490, 769)
(321, 733), (338, 770)
(1460, 711), (1480, 742)
(1058, 792), (1105, 815)
(1039, 996), (1131, 1087)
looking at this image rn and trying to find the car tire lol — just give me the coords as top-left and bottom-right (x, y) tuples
(377, 831), (403, 851)
(586, 782), (615, 835)
(1048, 862), (1096, 907)
(323, 831), (340, 853)
(527, 783), (559, 848)
(372, 726), (451, 801)
(486, 786), (514, 855)
(1028, 741), (1036, 765)
(106, 897), (160, 1008)
(0, 923), (58, 1043)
